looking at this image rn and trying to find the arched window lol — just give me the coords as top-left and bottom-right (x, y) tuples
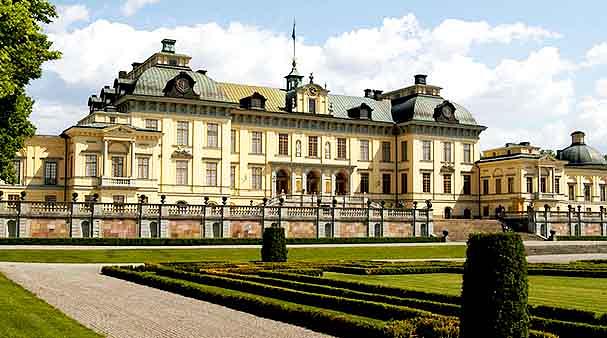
(324, 223), (333, 238)
(324, 142), (331, 159)
(374, 223), (382, 237)
(150, 221), (158, 238)
(444, 207), (452, 219)
(296, 140), (302, 157)
(81, 221), (91, 238)
(7, 220), (17, 238)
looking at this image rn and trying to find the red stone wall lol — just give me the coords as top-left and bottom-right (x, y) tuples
(384, 222), (412, 237)
(339, 222), (367, 238)
(551, 223), (570, 236)
(168, 220), (202, 238)
(101, 219), (137, 238)
(29, 219), (69, 238)
(586, 223), (602, 236)
(230, 221), (262, 238)
(433, 219), (502, 241)
(286, 221), (316, 238)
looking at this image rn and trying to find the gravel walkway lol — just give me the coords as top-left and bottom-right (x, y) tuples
(0, 263), (333, 338)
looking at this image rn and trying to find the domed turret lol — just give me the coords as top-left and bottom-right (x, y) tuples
(556, 131), (607, 166)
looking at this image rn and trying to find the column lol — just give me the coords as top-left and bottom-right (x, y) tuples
(103, 140), (108, 176)
(331, 173), (336, 195)
(291, 170), (297, 194)
(321, 172), (326, 195)
(271, 171), (277, 196)
(302, 171), (307, 194)
(130, 141), (136, 178)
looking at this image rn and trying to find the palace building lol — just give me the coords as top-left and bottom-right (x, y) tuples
(2, 39), (606, 222)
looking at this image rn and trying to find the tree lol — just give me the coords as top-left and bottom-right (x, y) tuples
(0, 0), (61, 183)
(540, 149), (555, 158)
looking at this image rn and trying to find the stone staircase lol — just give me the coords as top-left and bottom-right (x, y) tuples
(433, 219), (504, 241)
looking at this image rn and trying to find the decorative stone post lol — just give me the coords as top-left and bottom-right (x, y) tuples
(412, 201), (418, 237)
(159, 195), (168, 238)
(577, 205), (583, 236)
(316, 197), (321, 238)
(567, 204), (573, 236)
(380, 200), (385, 238)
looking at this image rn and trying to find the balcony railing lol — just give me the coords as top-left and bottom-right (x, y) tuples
(98, 177), (135, 187)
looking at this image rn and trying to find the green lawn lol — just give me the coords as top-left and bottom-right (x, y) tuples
(0, 272), (101, 338)
(0, 245), (465, 263)
(324, 272), (607, 313)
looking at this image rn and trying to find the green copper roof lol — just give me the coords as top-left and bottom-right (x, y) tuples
(328, 94), (392, 122)
(391, 95), (478, 125)
(557, 144), (607, 166)
(133, 67), (229, 102)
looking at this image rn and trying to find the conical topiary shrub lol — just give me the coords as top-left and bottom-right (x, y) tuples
(261, 226), (288, 262)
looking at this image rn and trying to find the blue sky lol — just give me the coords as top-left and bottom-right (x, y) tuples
(30, 0), (607, 151)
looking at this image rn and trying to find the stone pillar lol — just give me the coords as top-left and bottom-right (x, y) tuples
(271, 171), (277, 197)
(302, 171), (307, 194)
(291, 170), (297, 194)
(160, 204), (170, 238)
(331, 173), (336, 195)
(103, 140), (108, 176)
(321, 172), (326, 195)
(130, 141), (136, 178)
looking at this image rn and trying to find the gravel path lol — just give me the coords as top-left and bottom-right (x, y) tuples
(0, 263), (333, 338)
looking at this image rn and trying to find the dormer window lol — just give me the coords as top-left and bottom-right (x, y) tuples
(240, 92), (266, 110)
(347, 103), (373, 120)
(309, 98), (316, 113)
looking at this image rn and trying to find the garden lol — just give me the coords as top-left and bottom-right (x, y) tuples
(102, 258), (607, 337)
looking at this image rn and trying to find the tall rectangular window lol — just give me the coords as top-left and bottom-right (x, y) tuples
(231, 129), (238, 153)
(423, 173), (431, 193)
(207, 123), (218, 148)
(584, 184), (592, 201)
(309, 98), (316, 113)
(381, 142), (391, 162)
(401, 173), (408, 193)
(555, 177), (560, 194)
(44, 161), (58, 185)
(85, 155), (97, 177)
(443, 142), (452, 162)
(463, 175), (471, 195)
(568, 184), (575, 201)
(422, 141), (432, 161)
(251, 131), (262, 154)
(495, 178), (502, 194)
(508, 177), (514, 193)
(463, 144), (471, 163)
(337, 138), (347, 159)
(251, 167), (262, 190)
(483, 179), (489, 195)
(382, 173), (391, 194)
(401, 141), (408, 161)
(360, 173), (369, 193)
(540, 177), (547, 193)
(308, 136), (318, 157)
(443, 174), (452, 194)
(230, 166), (236, 189)
(526, 177), (533, 193)
(601, 184), (606, 202)
(360, 140), (369, 161)
(278, 133), (289, 156)
(112, 157), (124, 177)
(176, 121), (189, 145)
(145, 119), (158, 130)
(137, 157), (149, 179)
(176, 160), (188, 185)
(206, 162), (217, 186)
(12, 160), (21, 184)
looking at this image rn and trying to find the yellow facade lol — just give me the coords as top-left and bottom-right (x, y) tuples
(2, 40), (490, 217)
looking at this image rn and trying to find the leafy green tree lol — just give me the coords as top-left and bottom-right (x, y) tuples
(0, 0), (60, 183)
(540, 149), (555, 157)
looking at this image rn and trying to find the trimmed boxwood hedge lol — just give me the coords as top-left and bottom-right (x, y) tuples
(460, 233), (530, 338)
(531, 316), (607, 338)
(261, 227), (288, 262)
(145, 264), (432, 321)
(555, 236), (607, 241)
(101, 266), (386, 338)
(325, 265), (463, 275)
(530, 305), (607, 326)
(0, 236), (440, 246)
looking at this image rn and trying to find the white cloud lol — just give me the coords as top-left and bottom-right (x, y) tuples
(45, 4), (89, 34)
(121, 0), (160, 17)
(31, 100), (85, 134)
(35, 14), (590, 152)
(583, 42), (607, 67)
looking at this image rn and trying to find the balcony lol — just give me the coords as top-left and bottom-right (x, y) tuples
(534, 192), (558, 200)
(98, 177), (136, 188)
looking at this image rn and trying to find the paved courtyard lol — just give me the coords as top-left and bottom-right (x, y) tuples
(0, 262), (333, 338)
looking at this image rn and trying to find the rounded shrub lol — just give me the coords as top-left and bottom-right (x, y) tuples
(261, 226), (288, 262)
(460, 233), (529, 338)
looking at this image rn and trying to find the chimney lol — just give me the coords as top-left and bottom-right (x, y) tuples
(364, 89), (373, 98)
(131, 62), (141, 70)
(196, 69), (207, 75)
(571, 131), (585, 145)
(414, 74), (427, 85)
(373, 90), (383, 100)
(118, 71), (127, 79)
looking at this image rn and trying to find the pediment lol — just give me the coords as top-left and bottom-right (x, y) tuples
(171, 148), (193, 159)
(104, 124), (137, 135)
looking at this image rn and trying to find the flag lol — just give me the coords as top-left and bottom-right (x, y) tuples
(291, 19), (296, 40)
